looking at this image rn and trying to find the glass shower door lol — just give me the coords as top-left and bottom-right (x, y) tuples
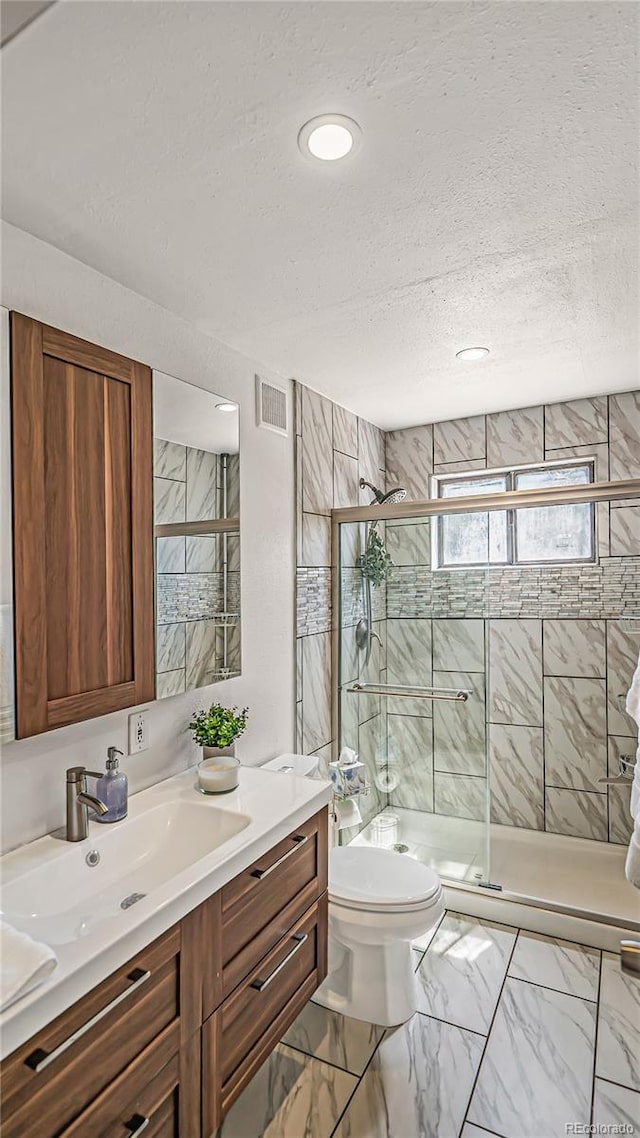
(337, 510), (492, 886)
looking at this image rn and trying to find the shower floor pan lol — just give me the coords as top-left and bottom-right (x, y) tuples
(351, 806), (639, 949)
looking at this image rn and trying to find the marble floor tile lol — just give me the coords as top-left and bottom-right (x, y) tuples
(154, 437), (186, 480)
(432, 619), (485, 673)
(544, 396), (608, 450)
(434, 415), (486, 465)
(543, 619), (606, 679)
(387, 713), (433, 812)
(385, 425), (433, 500)
(280, 1001), (384, 1077)
(508, 931), (600, 1001)
(416, 912), (516, 1034)
(544, 675), (607, 792)
(545, 786), (608, 842)
(593, 1078), (640, 1130)
(489, 722), (544, 830)
(461, 1126), (494, 1138)
(468, 977), (596, 1138)
(596, 952), (640, 1091)
(217, 1043), (357, 1138)
(333, 1012), (484, 1138)
(488, 619), (542, 727)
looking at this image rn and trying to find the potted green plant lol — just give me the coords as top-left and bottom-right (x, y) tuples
(189, 703), (249, 759)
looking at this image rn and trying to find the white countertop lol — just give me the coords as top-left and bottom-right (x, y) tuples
(0, 763), (332, 1060)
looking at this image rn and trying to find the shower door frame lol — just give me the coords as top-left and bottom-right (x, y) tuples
(330, 476), (640, 756)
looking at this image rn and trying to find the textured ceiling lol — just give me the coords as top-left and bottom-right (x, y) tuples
(2, 1), (637, 428)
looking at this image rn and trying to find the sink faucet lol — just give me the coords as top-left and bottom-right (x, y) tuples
(66, 766), (108, 841)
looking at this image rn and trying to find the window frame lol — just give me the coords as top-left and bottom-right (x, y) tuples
(430, 457), (597, 571)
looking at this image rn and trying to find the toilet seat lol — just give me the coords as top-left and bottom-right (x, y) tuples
(328, 846), (441, 913)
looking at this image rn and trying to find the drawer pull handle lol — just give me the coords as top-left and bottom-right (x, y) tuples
(125, 1114), (149, 1136)
(24, 968), (151, 1073)
(250, 933), (308, 992)
(251, 834), (308, 879)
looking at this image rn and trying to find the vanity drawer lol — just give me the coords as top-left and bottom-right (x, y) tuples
(1, 926), (183, 1138)
(59, 1026), (199, 1138)
(203, 893), (328, 1133)
(217, 806), (328, 1004)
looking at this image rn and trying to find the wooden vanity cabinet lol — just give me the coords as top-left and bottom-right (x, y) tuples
(10, 313), (155, 738)
(0, 807), (329, 1138)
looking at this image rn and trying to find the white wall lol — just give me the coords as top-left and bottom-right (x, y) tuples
(0, 222), (296, 853)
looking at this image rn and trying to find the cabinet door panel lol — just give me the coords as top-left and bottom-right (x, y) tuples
(10, 313), (154, 736)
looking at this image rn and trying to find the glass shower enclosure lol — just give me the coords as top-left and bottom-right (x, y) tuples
(332, 476), (640, 893)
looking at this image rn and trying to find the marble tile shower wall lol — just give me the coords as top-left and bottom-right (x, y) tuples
(294, 383), (386, 821)
(154, 439), (241, 697)
(384, 391), (640, 845)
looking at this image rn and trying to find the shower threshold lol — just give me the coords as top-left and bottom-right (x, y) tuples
(350, 806), (639, 936)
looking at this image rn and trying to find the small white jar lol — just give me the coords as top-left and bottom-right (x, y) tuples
(197, 755), (240, 794)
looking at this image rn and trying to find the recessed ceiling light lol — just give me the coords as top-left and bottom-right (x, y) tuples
(298, 114), (361, 161)
(215, 402), (238, 413)
(456, 347), (490, 361)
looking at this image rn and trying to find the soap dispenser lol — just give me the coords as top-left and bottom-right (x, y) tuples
(94, 746), (128, 823)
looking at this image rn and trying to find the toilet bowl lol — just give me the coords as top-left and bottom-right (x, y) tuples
(312, 845), (444, 1027)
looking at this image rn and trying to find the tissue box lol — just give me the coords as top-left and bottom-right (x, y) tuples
(329, 758), (367, 798)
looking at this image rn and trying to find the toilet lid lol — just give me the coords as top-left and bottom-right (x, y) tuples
(329, 846), (441, 910)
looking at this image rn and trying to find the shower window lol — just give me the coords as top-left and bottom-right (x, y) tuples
(432, 459), (595, 568)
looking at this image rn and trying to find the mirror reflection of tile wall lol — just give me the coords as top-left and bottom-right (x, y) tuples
(154, 439), (240, 699)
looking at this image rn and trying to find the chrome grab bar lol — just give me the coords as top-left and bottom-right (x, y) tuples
(345, 682), (472, 702)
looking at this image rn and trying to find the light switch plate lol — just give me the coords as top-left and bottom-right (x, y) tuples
(128, 710), (150, 754)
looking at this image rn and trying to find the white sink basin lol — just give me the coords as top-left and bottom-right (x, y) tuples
(1, 798), (250, 945)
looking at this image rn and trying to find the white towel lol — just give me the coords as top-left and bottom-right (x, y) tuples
(624, 649), (640, 888)
(0, 921), (57, 1011)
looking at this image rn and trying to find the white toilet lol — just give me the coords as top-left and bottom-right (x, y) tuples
(313, 845), (444, 1027)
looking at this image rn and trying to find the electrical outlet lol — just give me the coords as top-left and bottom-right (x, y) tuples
(128, 710), (150, 754)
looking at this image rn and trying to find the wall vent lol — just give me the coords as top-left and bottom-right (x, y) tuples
(255, 375), (288, 436)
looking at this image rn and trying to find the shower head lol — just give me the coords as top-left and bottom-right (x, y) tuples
(359, 477), (407, 505)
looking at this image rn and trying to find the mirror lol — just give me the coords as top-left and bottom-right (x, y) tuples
(153, 371), (241, 699)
